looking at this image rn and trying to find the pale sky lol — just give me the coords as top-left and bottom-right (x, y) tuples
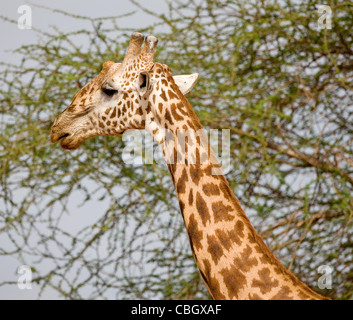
(0, 0), (168, 64)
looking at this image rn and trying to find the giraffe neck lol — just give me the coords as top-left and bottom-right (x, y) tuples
(145, 65), (326, 300)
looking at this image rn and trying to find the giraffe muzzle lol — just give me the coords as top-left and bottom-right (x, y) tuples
(50, 112), (72, 143)
(50, 131), (70, 143)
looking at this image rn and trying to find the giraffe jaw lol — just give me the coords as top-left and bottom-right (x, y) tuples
(56, 133), (82, 150)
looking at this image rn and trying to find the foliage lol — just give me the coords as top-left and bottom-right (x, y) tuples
(0, 0), (352, 299)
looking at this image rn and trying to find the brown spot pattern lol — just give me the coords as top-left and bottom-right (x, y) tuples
(187, 214), (203, 251)
(171, 103), (184, 121)
(176, 168), (188, 194)
(160, 89), (167, 101)
(271, 286), (294, 300)
(212, 201), (235, 223)
(297, 290), (312, 300)
(202, 259), (226, 300)
(196, 192), (210, 226)
(202, 183), (220, 196)
(252, 268), (279, 294)
(168, 89), (179, 100)
(215, 228), (232, 251)
(233, 245), (258, 273)
(207, 235), (223, 265)
(158, 102), (163, 113)
(220, 264), (247, 299)
(165, 109), (173, 125)
(188, 190), (193, 205)
(110, 107), (116, 118)
(190, 164), (203, 184)
(228, 220), (245, 246)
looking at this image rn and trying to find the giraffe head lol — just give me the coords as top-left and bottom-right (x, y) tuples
(50, 32), (198, 150)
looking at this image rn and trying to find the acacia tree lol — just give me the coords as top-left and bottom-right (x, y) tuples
(0, 0), (352, 299)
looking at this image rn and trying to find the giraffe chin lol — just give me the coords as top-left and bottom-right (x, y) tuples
(60, 135), (83, 150)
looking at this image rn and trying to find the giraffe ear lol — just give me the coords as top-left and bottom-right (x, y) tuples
(138, 71), (151, 96)
(173, 73), (199, 95)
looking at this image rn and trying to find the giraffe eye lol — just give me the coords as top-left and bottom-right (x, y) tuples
(102, 87), (118, 97)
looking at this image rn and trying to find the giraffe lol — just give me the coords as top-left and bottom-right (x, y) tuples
(50, 32), (329, 300)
